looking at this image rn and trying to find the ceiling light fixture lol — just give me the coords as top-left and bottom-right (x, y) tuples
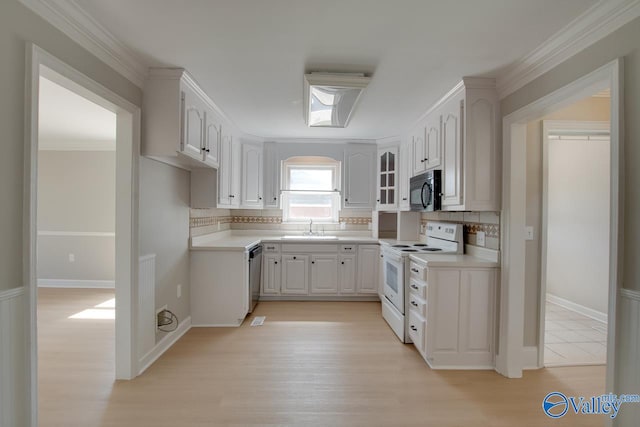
(303, 72), (371, 128)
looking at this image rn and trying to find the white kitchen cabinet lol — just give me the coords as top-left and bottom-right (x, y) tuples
(441, 90), (465, 208)
(408, 259), (497, 369)
(218, 131), (240, 208)
(357, 245), (379, 294)
(263, 142), (280, 208)
(343, 145), (376, 209)
(281, 255), (309, 295)
(241, 142), (263, 208)
(338, 254), (357, 294)
(439, 78), (500, 211)
(310, 254), (339, 294)
(262, 254), (281, 295)
(143, 68), (224, 170)
(412, 117), (442, 176)
(376, 146), (398, 210)
(203, 108), (221, 168)
(191, 250), (249, 326)
(398, 140), (411, 210)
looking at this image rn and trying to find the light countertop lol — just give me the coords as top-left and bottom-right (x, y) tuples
(190, 232), (379, 251)
(409, 253), (499, 268)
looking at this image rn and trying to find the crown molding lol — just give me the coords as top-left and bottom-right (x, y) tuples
(497, 0), (640, 99)
(18, 0), (148, 87)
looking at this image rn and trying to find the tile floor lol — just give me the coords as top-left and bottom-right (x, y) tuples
(544, 301), (608, 366)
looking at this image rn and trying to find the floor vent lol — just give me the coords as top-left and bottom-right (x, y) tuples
(250, 316), (266, 326)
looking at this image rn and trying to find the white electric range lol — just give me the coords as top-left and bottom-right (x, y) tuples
(380, 222), (463, 343)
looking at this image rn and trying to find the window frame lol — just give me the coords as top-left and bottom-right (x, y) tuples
(281, 157), (341, 224)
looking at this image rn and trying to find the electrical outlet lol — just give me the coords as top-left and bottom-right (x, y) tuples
(177, 284), (182, 299)
(420, 223), (427, 234)
(476, 231), (486, 247)
(156, 305), (168, 332)
(68, 253), (75, 263)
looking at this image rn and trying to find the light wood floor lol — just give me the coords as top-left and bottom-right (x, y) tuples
(38, 289), (607, 426)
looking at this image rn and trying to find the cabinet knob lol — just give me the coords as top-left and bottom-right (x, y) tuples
(424, 158), (428, 161)
(312, 261), (315, 264)
(411, 301), (418, 307)
(273, 197), (277, 201)
(420, 159), (425, 163)
(376, 199), (380, 202)
(402, 197), (407, 201)
(341, 261), (345, 265)
(258, 197), (262, 200)
(274, 261), (278, 265)
(411, 268), (419, 273)
(229, 195), (235, 198)
(345, 198), (348, 202)
(206, 149), (211, 153)
(410, 325), (417, 331)
(293, 256), (296, 260)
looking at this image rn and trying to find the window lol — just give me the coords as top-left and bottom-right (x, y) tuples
(281, 157), (341, 223)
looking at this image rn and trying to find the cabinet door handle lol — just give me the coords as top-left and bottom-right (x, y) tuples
(402, 197), (407, 201)
(206, 148), (211, 153)
(410, 325), (417, 332)
(424, 158), (428, 161)
(229, 195), (235, 198)
(420, 159), (425, 163)
(411, 284), (419, 290)
(411, 268), (419, 273)
(411, 301), (418, 307)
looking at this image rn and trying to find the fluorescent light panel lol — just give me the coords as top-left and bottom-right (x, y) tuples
(304, 73), (371, 128)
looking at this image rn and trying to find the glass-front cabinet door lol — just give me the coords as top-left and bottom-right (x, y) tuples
(377, 146), (398, 210)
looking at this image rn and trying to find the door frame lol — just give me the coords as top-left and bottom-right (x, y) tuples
(538, 120), (611, 367)
(24, 43), (141, 426)
(497, 57), (623, 390)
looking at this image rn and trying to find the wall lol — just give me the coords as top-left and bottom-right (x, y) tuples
(546, 136), (610, 314)
(139, 157), (191, 343)
(37, 150), (115, 282)
(0, 0), (142, 424)
(522, 97), (610, 345)
(501, 16), (640, 403)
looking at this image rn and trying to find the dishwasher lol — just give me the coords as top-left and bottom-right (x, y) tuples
(248, 244), (262, 313)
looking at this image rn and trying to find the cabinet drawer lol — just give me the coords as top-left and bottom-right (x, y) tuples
(409, 293), (427, 318)
(408, 310), (425, 353)
(339, 244), (357, 253)
(282, 244), (338, 253)
(263, 243), (280, 253)
(408, 277), (427, 299)
(409, 261), (427, 282)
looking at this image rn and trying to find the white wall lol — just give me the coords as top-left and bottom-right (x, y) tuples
(546, 137), (610, 314)
(138, 157), (191, 343)
(37, 150), (115, 282)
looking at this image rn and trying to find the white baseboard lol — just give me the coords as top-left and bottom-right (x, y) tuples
(37, 279), (115, 288)
(138, 316), (191, 376)
(546, 293), (607, 323)
(522, 346), (540, 370)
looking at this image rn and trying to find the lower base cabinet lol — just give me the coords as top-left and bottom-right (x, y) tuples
(409, 259), (497, 369)
(261, 243), (379, 298)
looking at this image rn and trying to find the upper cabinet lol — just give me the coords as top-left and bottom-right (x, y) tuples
(241, 142), (263, 208)
(376, 146), (398, 210)
(441, 78), (500, 211)
(412, 116), (442, 176)
(263, 142), (280, 208)
(218, 131), (241, 208)
(343, 144), (376, 209)
(143, 68), (224, 170)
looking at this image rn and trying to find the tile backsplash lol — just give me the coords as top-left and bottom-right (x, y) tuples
(420, 211), (500, 250)
(190, 208), (372, 237)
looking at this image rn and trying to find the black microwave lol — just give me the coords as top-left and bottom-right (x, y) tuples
(409, 170), (442, 211)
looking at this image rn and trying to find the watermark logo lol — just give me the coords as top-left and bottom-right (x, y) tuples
(542, 392), (640, 419)
(542, 392), (569, 418)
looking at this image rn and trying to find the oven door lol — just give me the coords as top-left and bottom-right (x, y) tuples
(382, 249), (404, 314)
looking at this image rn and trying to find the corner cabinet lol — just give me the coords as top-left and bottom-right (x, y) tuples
(143, 68), (223, 170)
(343, 145), (376, 209)
(376, 146), (398, 210)
(240, 142), (263, 208)
(440, 78), (500, 211)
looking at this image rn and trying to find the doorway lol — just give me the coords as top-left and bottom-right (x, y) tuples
(498, 59), (622, 389)
(540, 114), (610, 367)
(25, 44), (141, 425)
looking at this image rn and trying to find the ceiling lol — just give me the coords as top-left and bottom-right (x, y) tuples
(39, 76), (117, 150)
(76, 0), (598, 140)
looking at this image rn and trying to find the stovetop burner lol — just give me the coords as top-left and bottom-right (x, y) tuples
(402, 249), (419, 252)
(413, 243), (428, 247)
(392, 244), (410, 248)
(421, 248), (443, 252)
